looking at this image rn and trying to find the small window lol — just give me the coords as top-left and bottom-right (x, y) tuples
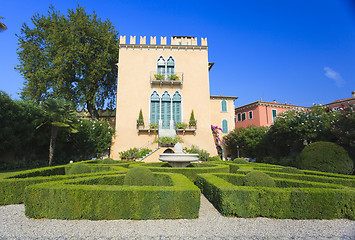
(237, 113), (241, 122)
(242, 113), (246, 121)
(222, 119), (228, 134)
(272, 109), (277, 122)
(234, 117), (236, 123)
(221, 100), (227, 112)
(248, 111), (253, 119)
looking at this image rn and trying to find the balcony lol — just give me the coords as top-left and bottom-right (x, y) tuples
(150, 72), (183, 86)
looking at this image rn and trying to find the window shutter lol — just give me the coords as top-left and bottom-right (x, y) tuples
(221, 100), (227, 112)
(222, 120), (228, 134)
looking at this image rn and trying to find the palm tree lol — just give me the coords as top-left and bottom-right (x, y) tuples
(38, 98), (77, 166)
(0, 17), (7, 32)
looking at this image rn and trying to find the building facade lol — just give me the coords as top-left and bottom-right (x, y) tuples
(325, 91), (355, 110)
(111, 36), (235, 159)
(235, 100), (308, 128)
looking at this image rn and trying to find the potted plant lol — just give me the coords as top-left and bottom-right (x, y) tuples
(176, 122), (188, 130)
(189, 110), (197, 129)
(149, 123), (158, 133)
(169, 74), (179, 81)
(154, 73), (165, 80)
(137, 109), (144, 129)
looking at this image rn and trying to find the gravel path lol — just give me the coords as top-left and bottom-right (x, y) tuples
(0, 195), (354, 239)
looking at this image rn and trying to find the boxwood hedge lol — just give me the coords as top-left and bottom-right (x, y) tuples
(139, 162), (229, 182)
(0, 165), (128, 205)
(196, 173), (355, 219)
(25, 172), (201, 220)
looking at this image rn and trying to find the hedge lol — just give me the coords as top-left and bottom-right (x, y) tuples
(25, 172), (200, 220)
(140, 162), (229, 182)
(236, 169), (355, 188)
(65, 163), (130, 174)
(0, 165), (128, 205)
(196, 173), (355, 219)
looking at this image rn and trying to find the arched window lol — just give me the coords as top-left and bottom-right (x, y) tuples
(222, 119), (228, 134)
(221, 100), (227, 112)
(161, 92), (171, 129)
(172, 91), (182, 126)
(167, 56), (175, 76)
(150, 91), (160, 124)
(157, 56), (165, 75)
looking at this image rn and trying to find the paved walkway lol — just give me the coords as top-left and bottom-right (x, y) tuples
(0, 195), (354, 239)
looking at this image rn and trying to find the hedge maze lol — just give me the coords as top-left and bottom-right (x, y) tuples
(0, 160), (354, 220)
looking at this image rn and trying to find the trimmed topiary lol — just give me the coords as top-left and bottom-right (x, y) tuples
(67, 163), (91, 175)
(124, 167), (154, 186)
(233, 158), (248, 164)
(102, 158), (115, 164)
(243, 171), (275, 187)
(280, 167), (304, 175)
(298, 141), (354, 175)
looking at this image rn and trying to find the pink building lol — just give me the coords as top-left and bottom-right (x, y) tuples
(325, 91), (355, 110)
(235, 100), (308, 128)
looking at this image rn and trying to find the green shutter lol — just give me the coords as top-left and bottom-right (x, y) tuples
(222, 120), (228, 134)
(237, 113), (241, 122)
(221, 100), (227, 112)
(173, 92), (181, 126)
(161, 92), (171, 129)
(150, 92), (160, 124)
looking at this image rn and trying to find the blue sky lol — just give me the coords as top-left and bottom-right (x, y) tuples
(1, 0), (354, 107)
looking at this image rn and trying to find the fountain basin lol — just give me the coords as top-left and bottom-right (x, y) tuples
(159, 153), (199, 168)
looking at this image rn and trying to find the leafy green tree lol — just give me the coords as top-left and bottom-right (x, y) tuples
(0, 17), (7, 32)
(223, 126), (268, 159)
(38, 98), (77, 166)
(263, 105), (338, 159)
(16, 5), (119, 119)
(0, 91), (45, 162)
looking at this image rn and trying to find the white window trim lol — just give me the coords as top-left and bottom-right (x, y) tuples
(272, 109), (277, 122)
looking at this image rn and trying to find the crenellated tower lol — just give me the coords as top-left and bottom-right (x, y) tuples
(111, 35), (217, 159)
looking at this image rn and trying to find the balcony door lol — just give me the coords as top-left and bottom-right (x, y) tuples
(161, 92), (171, 129)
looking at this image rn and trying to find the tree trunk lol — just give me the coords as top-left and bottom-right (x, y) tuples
(49, 126), (58, 167)
(87, 101), (98, 120)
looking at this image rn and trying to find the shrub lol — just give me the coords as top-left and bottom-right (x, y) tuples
(280, 167), (304, 175)
(209, 156), (221, 161)
(124, 167), (155, 186)
(243, 171), (275, 187)
(262, 156), (278, 164)
(184, 145), (210, 161)
(67, 163), (91, 175)
(298, 141), (354, 175)
(102, 158), (115, 164)
(25, 173), (201, 220)
(233, 158), (248, 164)
(119, 148), (151, 160)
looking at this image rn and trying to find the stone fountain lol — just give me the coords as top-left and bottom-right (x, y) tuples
(159, 143), (199, 168)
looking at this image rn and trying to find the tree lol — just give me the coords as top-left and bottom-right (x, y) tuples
(223, 126), (268, 159)
(16, 5), (119, 119)
(38, 98), (77, 166)
(0, 17), (7, 32)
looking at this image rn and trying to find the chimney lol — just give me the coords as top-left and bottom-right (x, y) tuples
(352, 91), (355, 98)
(273, 100), (276, 103)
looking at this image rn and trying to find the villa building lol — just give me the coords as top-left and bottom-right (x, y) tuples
(235, 100), (308, 128)
(325, 91), (355, 110)
(110, 36), (236, 159)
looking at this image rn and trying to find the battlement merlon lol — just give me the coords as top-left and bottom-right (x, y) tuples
(119, 35), (208, 47)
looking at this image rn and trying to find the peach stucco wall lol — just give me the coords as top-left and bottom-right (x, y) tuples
(210, 98), (236, 136)
(111, 39), (218, 159)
